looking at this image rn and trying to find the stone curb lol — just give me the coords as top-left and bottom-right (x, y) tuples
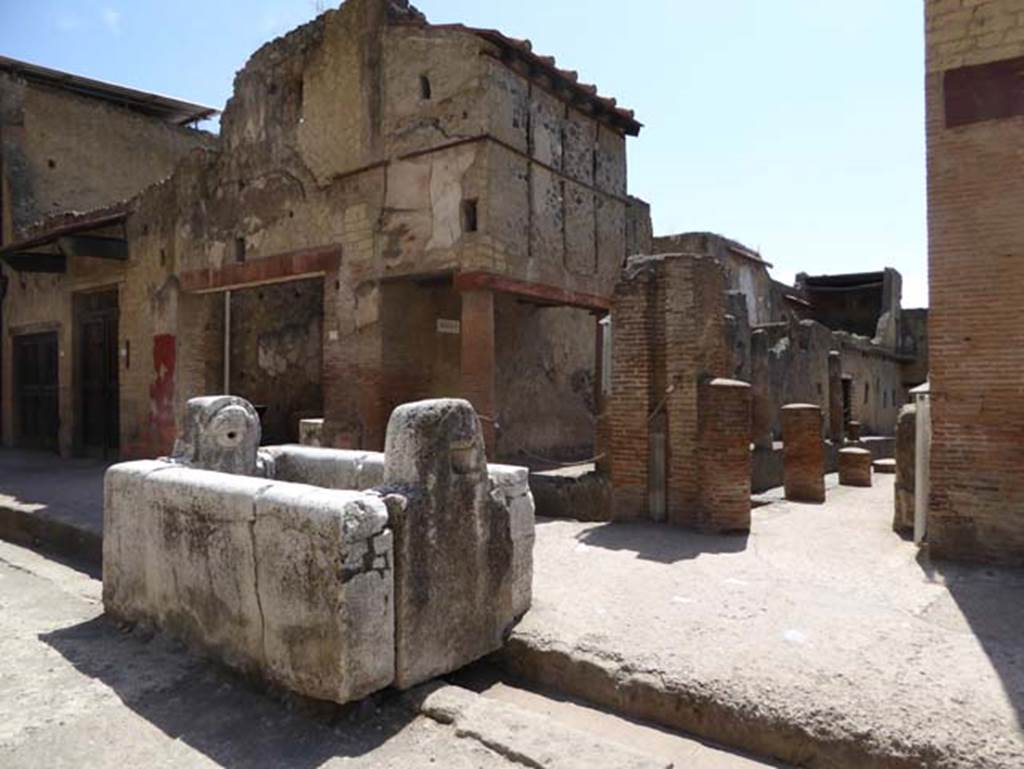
(496, 636), (929, 769)
(0, 504), (102, 570)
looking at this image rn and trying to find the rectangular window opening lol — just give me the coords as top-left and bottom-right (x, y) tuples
(461, 199), (478, 233)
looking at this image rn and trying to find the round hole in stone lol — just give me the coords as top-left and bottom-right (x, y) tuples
(226, 431), (237, 441)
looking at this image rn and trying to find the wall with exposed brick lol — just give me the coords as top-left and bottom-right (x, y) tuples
(925, 0), (1024, 564)
(605, 253), (734, 524)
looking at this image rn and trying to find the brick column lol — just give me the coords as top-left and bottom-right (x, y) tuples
(460, 289), (496, 453)
(827, 350), (843, 443)
(607, 275), (654, 519)
(782, 403), (825, 503)
(698, 378), (752, 532)
(838, 447), (872, 487)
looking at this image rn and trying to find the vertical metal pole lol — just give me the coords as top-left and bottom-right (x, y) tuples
(223, 290), (231, 394)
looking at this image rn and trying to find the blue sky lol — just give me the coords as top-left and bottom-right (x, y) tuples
(0, 1), (928, 306)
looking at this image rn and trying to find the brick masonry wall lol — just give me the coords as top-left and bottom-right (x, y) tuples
(926, 0), (1024, 564)
(607, 266), (655, 519)
(607, 253), (734, 523)
(664, 256), (730, 526)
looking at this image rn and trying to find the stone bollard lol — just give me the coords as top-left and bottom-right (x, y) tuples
(846, 420), (862, 442)
(382, 398), (517, 689)
(782, 403), (825, 503)
(873, 458), (896, 474)
(838, 447), (873, 487)
(893, 403), (917, 534)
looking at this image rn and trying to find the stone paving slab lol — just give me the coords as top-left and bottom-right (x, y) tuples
(499, 475), (1024, 769)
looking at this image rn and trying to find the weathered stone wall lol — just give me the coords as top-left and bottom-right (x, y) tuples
(899, 307), (929, 387)
(925, 0), (1024, 564)
(652, 233), (779, 325)
(748, 320), (907, 442)
(0, 73), (213, 241)
(834, 334), (908, 434)
(494, 296), (596, 464)
(0, 69), (212, 456)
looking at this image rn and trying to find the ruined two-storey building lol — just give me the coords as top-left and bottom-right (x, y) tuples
(0, 0), (651, 461)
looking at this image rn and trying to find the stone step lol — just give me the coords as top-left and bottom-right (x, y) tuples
(416, 671), (783, 769)
(411, 682), (670, 769)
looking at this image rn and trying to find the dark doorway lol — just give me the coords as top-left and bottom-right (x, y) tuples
(13, 331), (59, 452)
(228, 279), (323, 445)
(841, 376), (853, 430)
(75, 290), (119, 458)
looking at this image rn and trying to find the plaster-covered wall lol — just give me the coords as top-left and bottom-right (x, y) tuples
(0, 74), (212, 240)
(494, 296), (596, 464)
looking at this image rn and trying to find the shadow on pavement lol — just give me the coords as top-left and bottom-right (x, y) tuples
(574, 520), (749, 563)
(916, 551), (1024, 728)
(41, 614), (415, 769)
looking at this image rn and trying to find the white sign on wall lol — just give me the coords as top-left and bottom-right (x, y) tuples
(436, 318), (461, 335)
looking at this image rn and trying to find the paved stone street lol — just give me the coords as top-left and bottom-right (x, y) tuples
(0, 538), (776, 768)
(503, 474), (1024, 769)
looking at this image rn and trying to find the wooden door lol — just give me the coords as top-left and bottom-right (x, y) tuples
(14, 332), (59, 452)
(76, 291), (119, 457)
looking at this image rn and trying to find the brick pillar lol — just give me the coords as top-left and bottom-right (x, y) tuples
(608, 274), (654, 519)
(782, 403), (825, 503)
(750, 329), (773, 449)
(594, 315), (610, 474)
(827, 350), (843, 443)
(460, 289), (496, 453)
(698, 378), (752, 532)
(838, 447), (872, 487)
